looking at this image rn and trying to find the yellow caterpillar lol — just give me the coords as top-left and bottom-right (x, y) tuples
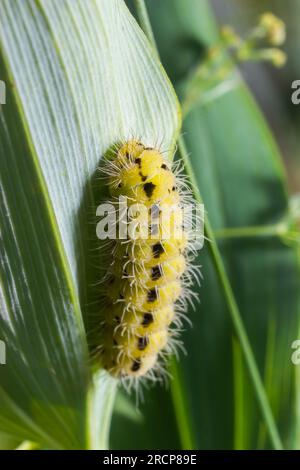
(96, 140), (200, 384)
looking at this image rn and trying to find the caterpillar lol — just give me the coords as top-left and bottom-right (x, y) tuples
(95, 140), (202, 386)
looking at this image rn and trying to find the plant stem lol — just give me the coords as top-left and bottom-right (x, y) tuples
(86, 371), (117, 450)
(134, 0), (283, 450)
(182, 75), (241, 118)
(134, 0), (158, 53)
(169, 359), (196, 450)
(214, 223), (287, 240)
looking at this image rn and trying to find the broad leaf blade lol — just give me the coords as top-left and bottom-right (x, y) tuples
(0, 66), (88, 447)
(0, 0), (180, 449)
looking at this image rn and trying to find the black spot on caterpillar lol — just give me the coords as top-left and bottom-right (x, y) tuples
(137, 336), (149, 351)
(147, 288), (158, 303)
(151, 265), (162, 280)
(139, 172), (147, 182)
(131, 359), (142, 372)
(142, 313), (154, 327)
(143, 182), (156, 198)
(152, 242), (164, 258)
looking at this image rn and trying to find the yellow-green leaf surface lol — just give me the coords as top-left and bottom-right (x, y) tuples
(0, 0), (180, 449)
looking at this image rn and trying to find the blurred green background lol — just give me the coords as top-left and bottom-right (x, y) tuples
(210, 0), (300, 193)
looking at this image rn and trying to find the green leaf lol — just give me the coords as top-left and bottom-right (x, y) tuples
(0, 432), (20, 450)
(111, 0), (300, 450)
(0, 0), (179, 449)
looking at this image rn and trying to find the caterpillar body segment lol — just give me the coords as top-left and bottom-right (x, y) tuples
(97, 140), (200, 383)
